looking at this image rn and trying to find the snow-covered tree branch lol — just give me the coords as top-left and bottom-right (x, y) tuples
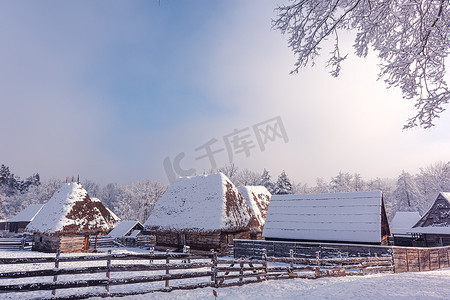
(274, 0), (450, 128)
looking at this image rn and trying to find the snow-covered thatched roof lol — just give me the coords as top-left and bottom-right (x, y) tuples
(390, 212), (421, 235)
(26, 182), (116, 235)
(108, 220), (143, 238)
(144, 173), (256, 232)
(238, 186), (271, 228)
(105, 206), (121, 222)
(263, 191), (389, 244)
(8, 204), (44, 223)
(408, 192), (450, 235)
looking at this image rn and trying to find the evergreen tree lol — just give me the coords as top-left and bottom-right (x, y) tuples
(260, 168), (275, 194)
(274, 170), (293, 195)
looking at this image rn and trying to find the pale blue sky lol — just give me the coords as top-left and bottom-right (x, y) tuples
(2, 1), (450, 186)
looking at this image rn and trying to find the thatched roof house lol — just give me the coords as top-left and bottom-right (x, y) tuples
(26, 182), (116, 252)
(144, 173), (257, 253)
(238, 186), (271, 230)
(408, 192), (450, 246)
(263, 191), (390, 245)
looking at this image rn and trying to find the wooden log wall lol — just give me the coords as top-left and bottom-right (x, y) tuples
(151, 230), (253, 253)
(392, 246), (450, 273)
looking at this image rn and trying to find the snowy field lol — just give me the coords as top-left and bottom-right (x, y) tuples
(107, 269), (450, 300)
(1, 249), (450, 300)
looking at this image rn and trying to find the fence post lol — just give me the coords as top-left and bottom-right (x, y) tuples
(165, 249), (170, 288)
(149, 246), (154, 264)
(289, 249), (294, 273)
(239, 257), (244, 285)
(183, 245), (191, 263)
(315, 251), (321, 278)
(105, 249), (112, 293)
(20, 237), (25, 250)
(211, 249), (218, 287)
(263, 249), (268, 280)
(52, 249), (60, 296)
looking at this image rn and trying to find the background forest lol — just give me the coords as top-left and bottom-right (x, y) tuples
(1, 162), (449, 223)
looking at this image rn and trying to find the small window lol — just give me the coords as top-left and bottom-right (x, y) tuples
(40, 237), (43, 243)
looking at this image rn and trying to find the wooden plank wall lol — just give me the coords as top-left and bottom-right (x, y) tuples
(234, 239), (392, 259)
(392, 246), (450, 273)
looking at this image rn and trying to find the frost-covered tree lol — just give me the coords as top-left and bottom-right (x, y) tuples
(0, 164), (19, 196)
(274, 170), (293, 195)
(353, 173), (366, 191)
(393, 170), (421, 213)
(234, 168), (261, 187)
(274, 0), (450, 128)
(330, 171), (354, 193)
(100, 183), (122, 211)
(260, 168), (275, 193)
(313, 177), (331, 193)
(81, 179), (101, 198)
(218, 163), (239, 182)
(292, 181), (309, 194)
(415, 161), (450, 211)
(115, 180), (167, 223)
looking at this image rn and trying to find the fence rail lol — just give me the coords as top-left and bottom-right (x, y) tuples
(0, 237), (25, 250)
(0, 248), (394, 299)
(89, 235), (156, 249)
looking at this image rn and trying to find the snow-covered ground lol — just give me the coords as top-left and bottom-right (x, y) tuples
(1, 249), (450, 300)
(107, 268), (450, 300)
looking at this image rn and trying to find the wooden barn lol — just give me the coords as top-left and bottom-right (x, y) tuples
(390, 211), (421, 246)
(108, 220), (144, 238)
(144, 173), (258, 253)
(408, 192), (450, 247)
(4, 204), (43, 233)
(238, 185), (271, 238)
(26, 182), (117, 252)
(263, 191), (390, 245)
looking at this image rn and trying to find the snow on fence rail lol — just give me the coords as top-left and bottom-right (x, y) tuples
(0, 248), (394, 299)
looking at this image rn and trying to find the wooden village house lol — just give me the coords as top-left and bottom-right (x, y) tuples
(4, 204), (43, 233)
(144, 173), (259, 253)
(26, 182), (117, 252)
(407, 192), (450, 247)
(262, 191), (391, 245)
(108, 220), (144, 239)
(390, 211), (421, 246)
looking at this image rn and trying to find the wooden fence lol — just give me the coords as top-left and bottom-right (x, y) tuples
(89, 235), (156, 249)
(0, 248), (394, 299)
(393, 246), (450, 273)
(0, 237), (25, 250)
(234, 239), (393, 259)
